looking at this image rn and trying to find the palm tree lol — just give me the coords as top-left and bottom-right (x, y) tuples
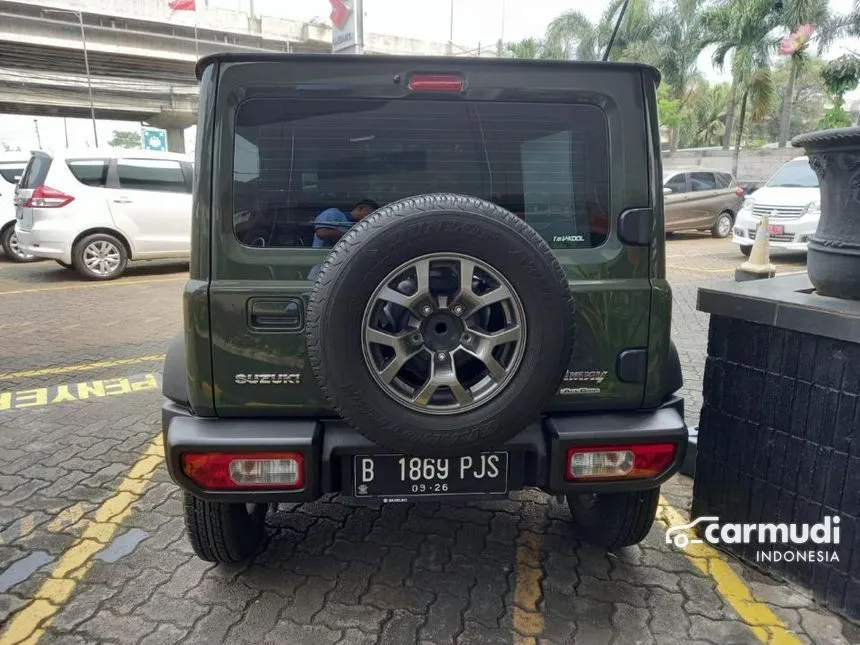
(545, 0), (663, 64)
(701, 0), (780, 172)
(504, 37), (562, 60)
(775, 1), (831, 147)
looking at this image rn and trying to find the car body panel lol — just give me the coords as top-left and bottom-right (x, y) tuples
(192, 54), (669, 418)
(663, 169), (743, 232)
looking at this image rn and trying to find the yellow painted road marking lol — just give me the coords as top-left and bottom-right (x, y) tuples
(658, 497), (803, 645)
(667, 264), (737, 274)
(0, 356), (165, 381)
(46, 503), (89, 534)
(0, 276), (184, 297)
(0, 437), (163, 645)
(512, 516), (545, 643)
(0, 373), (161, 412)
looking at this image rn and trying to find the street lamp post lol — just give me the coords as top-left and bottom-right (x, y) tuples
(44, 8), (98, 147)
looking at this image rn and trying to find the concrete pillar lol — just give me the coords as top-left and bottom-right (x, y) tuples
(165, 128), (186, 153)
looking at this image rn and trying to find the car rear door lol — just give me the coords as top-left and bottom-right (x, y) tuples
(105, 157), (192, 256)
(204, 58), (658, 417)
(687, 171), (721, 227)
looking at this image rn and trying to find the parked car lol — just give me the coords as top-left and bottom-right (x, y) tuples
(662, 168), (744, 238)
(0, 152), (37, 262)
(161, 53), (688, 564)
(732, 155), (819, 256)
(14, 148), (193, 279)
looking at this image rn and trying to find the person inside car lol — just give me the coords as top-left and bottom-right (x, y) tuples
(312, 199), (380, 248)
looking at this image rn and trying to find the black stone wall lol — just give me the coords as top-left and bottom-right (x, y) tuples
(691, 314), (860, 623)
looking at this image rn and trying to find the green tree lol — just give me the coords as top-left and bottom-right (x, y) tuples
(679, 80), (732, 147)
(545, 0), (663, 65)
(108, 130), (142, 149)
(504, 37), (560, 59)
(701, 0), (780, 170)
(774, 1), (830, 147)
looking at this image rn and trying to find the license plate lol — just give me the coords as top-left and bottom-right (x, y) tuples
(768, 224), (784, 235)
(353, 453), (509, 498)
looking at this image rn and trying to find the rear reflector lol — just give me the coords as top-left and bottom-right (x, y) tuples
(565, 443), (675, 481)
(181, 452), (305, 490)
(408, 75), (464, 92)
(24, 185), (74, 208)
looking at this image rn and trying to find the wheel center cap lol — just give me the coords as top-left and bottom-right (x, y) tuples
(421, 312), (464, 351)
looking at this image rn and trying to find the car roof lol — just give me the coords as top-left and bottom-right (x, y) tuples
(195, 52), (662, 85)
(663, 168), (734, 176)
(33, 148), (192, 162)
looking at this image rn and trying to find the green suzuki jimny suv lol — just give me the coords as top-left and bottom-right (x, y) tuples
(161, 52), (686, 564)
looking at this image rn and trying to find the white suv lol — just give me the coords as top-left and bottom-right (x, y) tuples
(1, 152), (37, 263)
(14, 148), (193, 280)
(732, 155), (820, 256)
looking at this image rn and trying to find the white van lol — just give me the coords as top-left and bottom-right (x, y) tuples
(14, 148), (193, 280)
(732, 155), (820, 256)
(0, 152), (37, 262)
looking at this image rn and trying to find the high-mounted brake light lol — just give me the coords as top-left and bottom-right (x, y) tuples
(181, 452), (305, 490)
(408, 75), (464, 92)
(24, 186), (74, 208)
(564, 443), (676, 481)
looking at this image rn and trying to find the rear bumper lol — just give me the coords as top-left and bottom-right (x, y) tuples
(15, 221), (74, 263)
(162, 397), (688, 504)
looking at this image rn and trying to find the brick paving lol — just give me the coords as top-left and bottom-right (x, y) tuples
(0, 244), (855, 645)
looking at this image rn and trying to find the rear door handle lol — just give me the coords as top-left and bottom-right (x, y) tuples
(248, 298), (303, 331)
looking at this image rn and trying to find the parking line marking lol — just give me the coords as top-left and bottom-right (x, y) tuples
(0, 372), (162, 412)
(0, 437), (163, 645)
(512, 515), (545, 643)
(0, 356), (166, 381)
(0, 277), (184, 297)
(658, 497), (803, 645)
(666, 264), (738, 274)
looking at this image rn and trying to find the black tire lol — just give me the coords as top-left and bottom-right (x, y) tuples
(739, 245), (752, 257)
(1, 225), (38, 263)
(72, 233), (128, 280)
(711, 211), (734, 238)
(567, 487), (660, 549)
(55, 260), (73, 269)
(306, 193), (575, 456)
(182, 492), (267, 563)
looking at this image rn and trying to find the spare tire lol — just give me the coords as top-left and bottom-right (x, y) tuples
(306, 194), (575, 456)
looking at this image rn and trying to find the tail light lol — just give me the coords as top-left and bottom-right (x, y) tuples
(735, 186), (745, 198)
(408, 75), (464, 92)
(24, 186), (74, 208)
(565, 443), (676, 481)
(181, 452), (305, 490)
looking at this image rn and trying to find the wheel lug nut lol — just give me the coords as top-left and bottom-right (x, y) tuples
(421, 304), (433, 316)
(461, 333), (471, 342)
(435, 352), (447, 362)
(452, 304), (464, 316)
(411, 333), (423, 344)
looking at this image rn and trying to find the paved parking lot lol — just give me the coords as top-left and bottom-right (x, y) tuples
(1, 235), (855, 645)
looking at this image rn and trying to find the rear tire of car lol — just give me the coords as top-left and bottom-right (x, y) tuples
(1, 225), (38, 263)
(711, 211), (734, 238)
(306, 193), (575, 456)
(182, 492), (267, 564)
(566, 487), (660, 549)
(72, 233), (128, 280)
(739, 245), (752, 257)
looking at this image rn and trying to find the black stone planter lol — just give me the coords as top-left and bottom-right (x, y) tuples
(792, 127), (860, 300)
(694, 273), (860, 624)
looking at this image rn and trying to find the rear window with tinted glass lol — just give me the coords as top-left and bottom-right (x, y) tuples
(67, 159), (108, 187)
(0, 162), (26, 185)
(231, 98), (610, 250)
(19, 154), (52, 189)
(117, 159), (190, 193)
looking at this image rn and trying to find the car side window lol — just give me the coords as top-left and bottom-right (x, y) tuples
(66, 159), (109, 187)
(715, 172), (731, 189)
(690, 172), (717, 192)
(116, 159), (190, 193)
(0, 163), (25, 185)
(665, 174), (686, 194)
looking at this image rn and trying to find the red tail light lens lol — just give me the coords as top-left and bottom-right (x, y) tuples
(408, 75), (464, 92)
(181, 452), (305, 490)
(564, 443), (676, 481)
(24, 186), (74, 208)
(735, 186), (745, 198)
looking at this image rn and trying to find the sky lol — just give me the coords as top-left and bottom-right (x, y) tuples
(1, 0), (858, 154)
